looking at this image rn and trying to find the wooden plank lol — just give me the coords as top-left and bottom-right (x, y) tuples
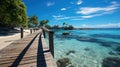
(0, 30), (40, 66)
(41, 34), (57, 67)
(0, 29), (57, 67)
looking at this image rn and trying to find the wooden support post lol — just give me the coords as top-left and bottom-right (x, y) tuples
(20, 28), (23, 39)
(42, 29), (46, 38)
(34, 28), (35, 32)
(49, 31), (54, 57)
(30, 29), (32, 34)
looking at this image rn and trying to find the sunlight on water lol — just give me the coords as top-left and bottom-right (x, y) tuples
(46, 29), (120, 67)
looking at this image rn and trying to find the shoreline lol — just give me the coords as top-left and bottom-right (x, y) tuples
(0, 29), (30, 50)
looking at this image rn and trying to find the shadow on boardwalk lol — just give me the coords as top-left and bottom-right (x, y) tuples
(37, 33), (49, 67)
(10, 33), (49, 67)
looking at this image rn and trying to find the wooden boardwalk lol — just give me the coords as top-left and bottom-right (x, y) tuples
(0, 30), (57, 67)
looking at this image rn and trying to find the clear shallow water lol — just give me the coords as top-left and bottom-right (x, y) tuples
(46, 29), (120, 67)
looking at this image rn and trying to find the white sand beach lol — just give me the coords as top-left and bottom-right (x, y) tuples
(0, 29), (30, 50)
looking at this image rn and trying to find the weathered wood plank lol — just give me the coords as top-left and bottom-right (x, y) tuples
(0, 29), (57, 67)
(0, 31), (39, 66)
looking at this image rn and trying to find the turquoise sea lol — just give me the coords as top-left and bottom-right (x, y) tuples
(46, 29), (120, 67)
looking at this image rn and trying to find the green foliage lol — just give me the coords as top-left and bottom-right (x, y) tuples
(28, 16), (38, 27)
(62, 22), (74, 30)
(53, 25), (59, 29)
(39, 20), (49, 27)
(62, 22), (68, 27)
(67, 25), (74, 30)
(62, 22), (67, 28)
(63, 22), (66, 26)
(0, 0), (28, 27)
(45, 24), (51, 28)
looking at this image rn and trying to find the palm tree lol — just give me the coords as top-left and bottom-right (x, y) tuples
(62, 22), (66, 29)
(39, 20), (49, 27)
(62, 22), (68, 29)
(63, 22), (66, 27)
(28, 16), (38, 27)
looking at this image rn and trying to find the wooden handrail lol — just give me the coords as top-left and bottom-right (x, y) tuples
(42, 27), (50, 32)
(42, 27), (54, 57)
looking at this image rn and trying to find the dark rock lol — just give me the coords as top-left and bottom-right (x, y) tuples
(69, 65), (74, 67)
(57, 58), (71, 67)
(117, 52), (120, 55)
(108, 51), (116, 55)
(66, 50), (75, 55)
(84, 48), (90, 51)
(100, 44), (111, 47)
(102, 57), (120, 67)
(116, 46), (120, 52)
(62, 32), (70, 35)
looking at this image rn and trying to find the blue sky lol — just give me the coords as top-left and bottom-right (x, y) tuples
(22, 0), (120, 28)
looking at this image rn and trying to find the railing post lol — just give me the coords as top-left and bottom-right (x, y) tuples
(49, 31), (54, 57)
(20, 27), (23, 39)
(34, 28), (35, 32)
(42, 29), (46, 38)
(30, 29), (32, 34)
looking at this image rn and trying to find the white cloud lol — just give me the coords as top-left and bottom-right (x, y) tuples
(53, 2), (119, 20)
(111, 1), (117, 4)
(71, 18), (84, 20)
(77, 3), (119, 15)
(97, 23), (120, 27)
(46, 2), (55, 7)
(80, 23), (120, 28)
(70, 0), (82, 5)
(81, 12), (106, 19)
(53, 15), (70, 20)
(77, 7), (102, 15)
(81, 24), (88, 27)
(76, 1), (119, 19)
(77, 0), (82, 5)
(81, 15), (94, 19)
(61, 8), (67, 11)
(81, 10), (114, 19)
(53, 15), (84, 20)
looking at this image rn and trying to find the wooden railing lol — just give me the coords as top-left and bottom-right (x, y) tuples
(42, 27), (54, 57)
(20, 28), (38, 39)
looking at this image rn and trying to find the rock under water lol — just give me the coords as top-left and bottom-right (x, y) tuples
(116, 46), (120, 52)
(57, 58), (71, 67)
(102, 57), (120, 67)
(108, 51), (117, 55)
(84, 47), (90, 51)
(66, 50), (75, 55)
(62, 32), (70, 35)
